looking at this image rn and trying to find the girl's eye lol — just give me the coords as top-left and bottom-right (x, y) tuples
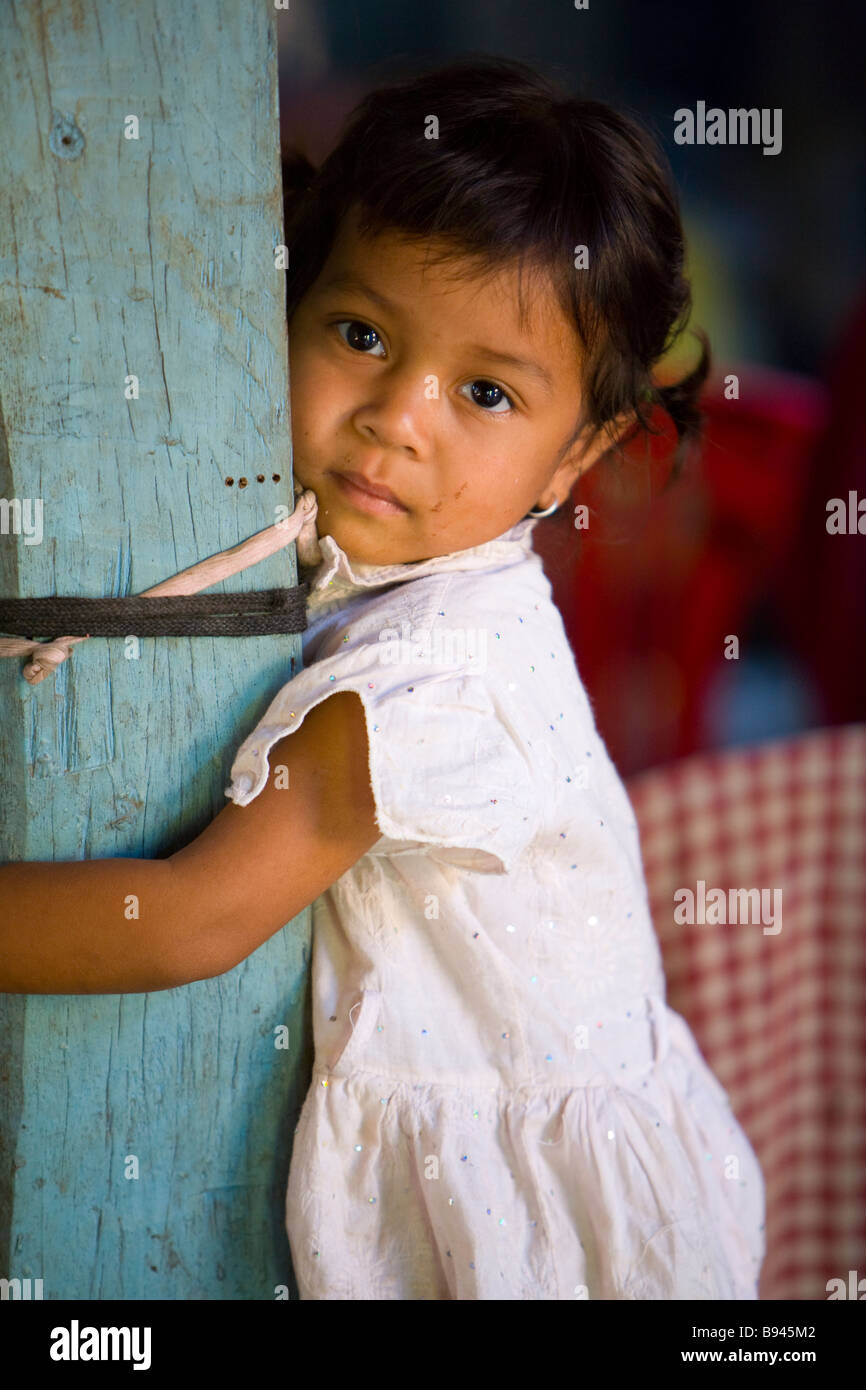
(334, 319), (386, 356)
(460, 380), (515, 414)
(332, 321), (514, 413)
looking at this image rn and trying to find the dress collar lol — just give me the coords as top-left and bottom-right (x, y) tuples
(301, 516), (540, 610)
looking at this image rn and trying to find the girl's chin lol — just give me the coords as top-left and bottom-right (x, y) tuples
(343, 526), (434, 568)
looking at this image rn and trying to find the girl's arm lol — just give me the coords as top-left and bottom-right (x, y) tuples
(0, 692), (380, 995)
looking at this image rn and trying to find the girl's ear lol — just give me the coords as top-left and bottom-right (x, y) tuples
(592, 409), (640, 454)
(542, 411), (640, 509)
(566, 410), (639, 479)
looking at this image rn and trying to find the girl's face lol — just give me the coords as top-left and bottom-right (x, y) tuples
(288, 205), (614, 565)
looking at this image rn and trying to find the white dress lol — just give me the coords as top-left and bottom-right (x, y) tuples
(226, 517), (766, 1300)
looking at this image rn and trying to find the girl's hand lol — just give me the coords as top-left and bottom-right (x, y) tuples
(0, 692), (380, 994)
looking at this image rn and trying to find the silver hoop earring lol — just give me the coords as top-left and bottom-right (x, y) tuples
(528, 499), (560, 518)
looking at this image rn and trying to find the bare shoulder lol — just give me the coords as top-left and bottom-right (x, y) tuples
(168, 691), (379, 981)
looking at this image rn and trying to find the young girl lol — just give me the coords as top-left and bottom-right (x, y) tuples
(1, 56), (765, 1300)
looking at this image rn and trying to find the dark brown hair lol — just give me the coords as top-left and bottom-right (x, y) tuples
(282, 54), (710, 516)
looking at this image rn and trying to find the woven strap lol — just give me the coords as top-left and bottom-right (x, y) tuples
(0, 588), (309, 637)
(0, 486), (322, 685)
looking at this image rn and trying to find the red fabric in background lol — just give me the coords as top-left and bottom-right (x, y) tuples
(773, 285), (866, 727)
(532, 347), (859, 777)
(626, 724), (866, 1301)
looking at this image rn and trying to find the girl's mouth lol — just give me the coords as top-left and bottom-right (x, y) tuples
(330, 470), (408, 515)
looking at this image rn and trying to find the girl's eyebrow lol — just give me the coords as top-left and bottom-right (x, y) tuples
(320, 272), (554, 394)
(320, 272), (394, 313)
(463, 344), (554, 394)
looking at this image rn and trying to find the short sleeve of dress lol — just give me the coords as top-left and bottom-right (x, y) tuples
(224, 614), (540, 875)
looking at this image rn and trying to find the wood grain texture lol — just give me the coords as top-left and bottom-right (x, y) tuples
(0, 0), (312, 1299)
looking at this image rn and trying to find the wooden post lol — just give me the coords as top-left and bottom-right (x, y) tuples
(0, 2), (312, 1299)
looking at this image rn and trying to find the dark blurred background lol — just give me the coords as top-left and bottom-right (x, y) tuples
(276, 1), (865, 776)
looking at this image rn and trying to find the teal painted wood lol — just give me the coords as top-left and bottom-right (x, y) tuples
(0, 2), (312, 1299)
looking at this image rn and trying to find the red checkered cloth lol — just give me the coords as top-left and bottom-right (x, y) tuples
(625, 724), (866, 1301)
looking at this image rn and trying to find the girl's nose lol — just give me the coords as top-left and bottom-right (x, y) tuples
(351, 366), (431, 455)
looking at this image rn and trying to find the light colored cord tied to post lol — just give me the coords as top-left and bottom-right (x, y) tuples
(0, 487), (321, 686)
